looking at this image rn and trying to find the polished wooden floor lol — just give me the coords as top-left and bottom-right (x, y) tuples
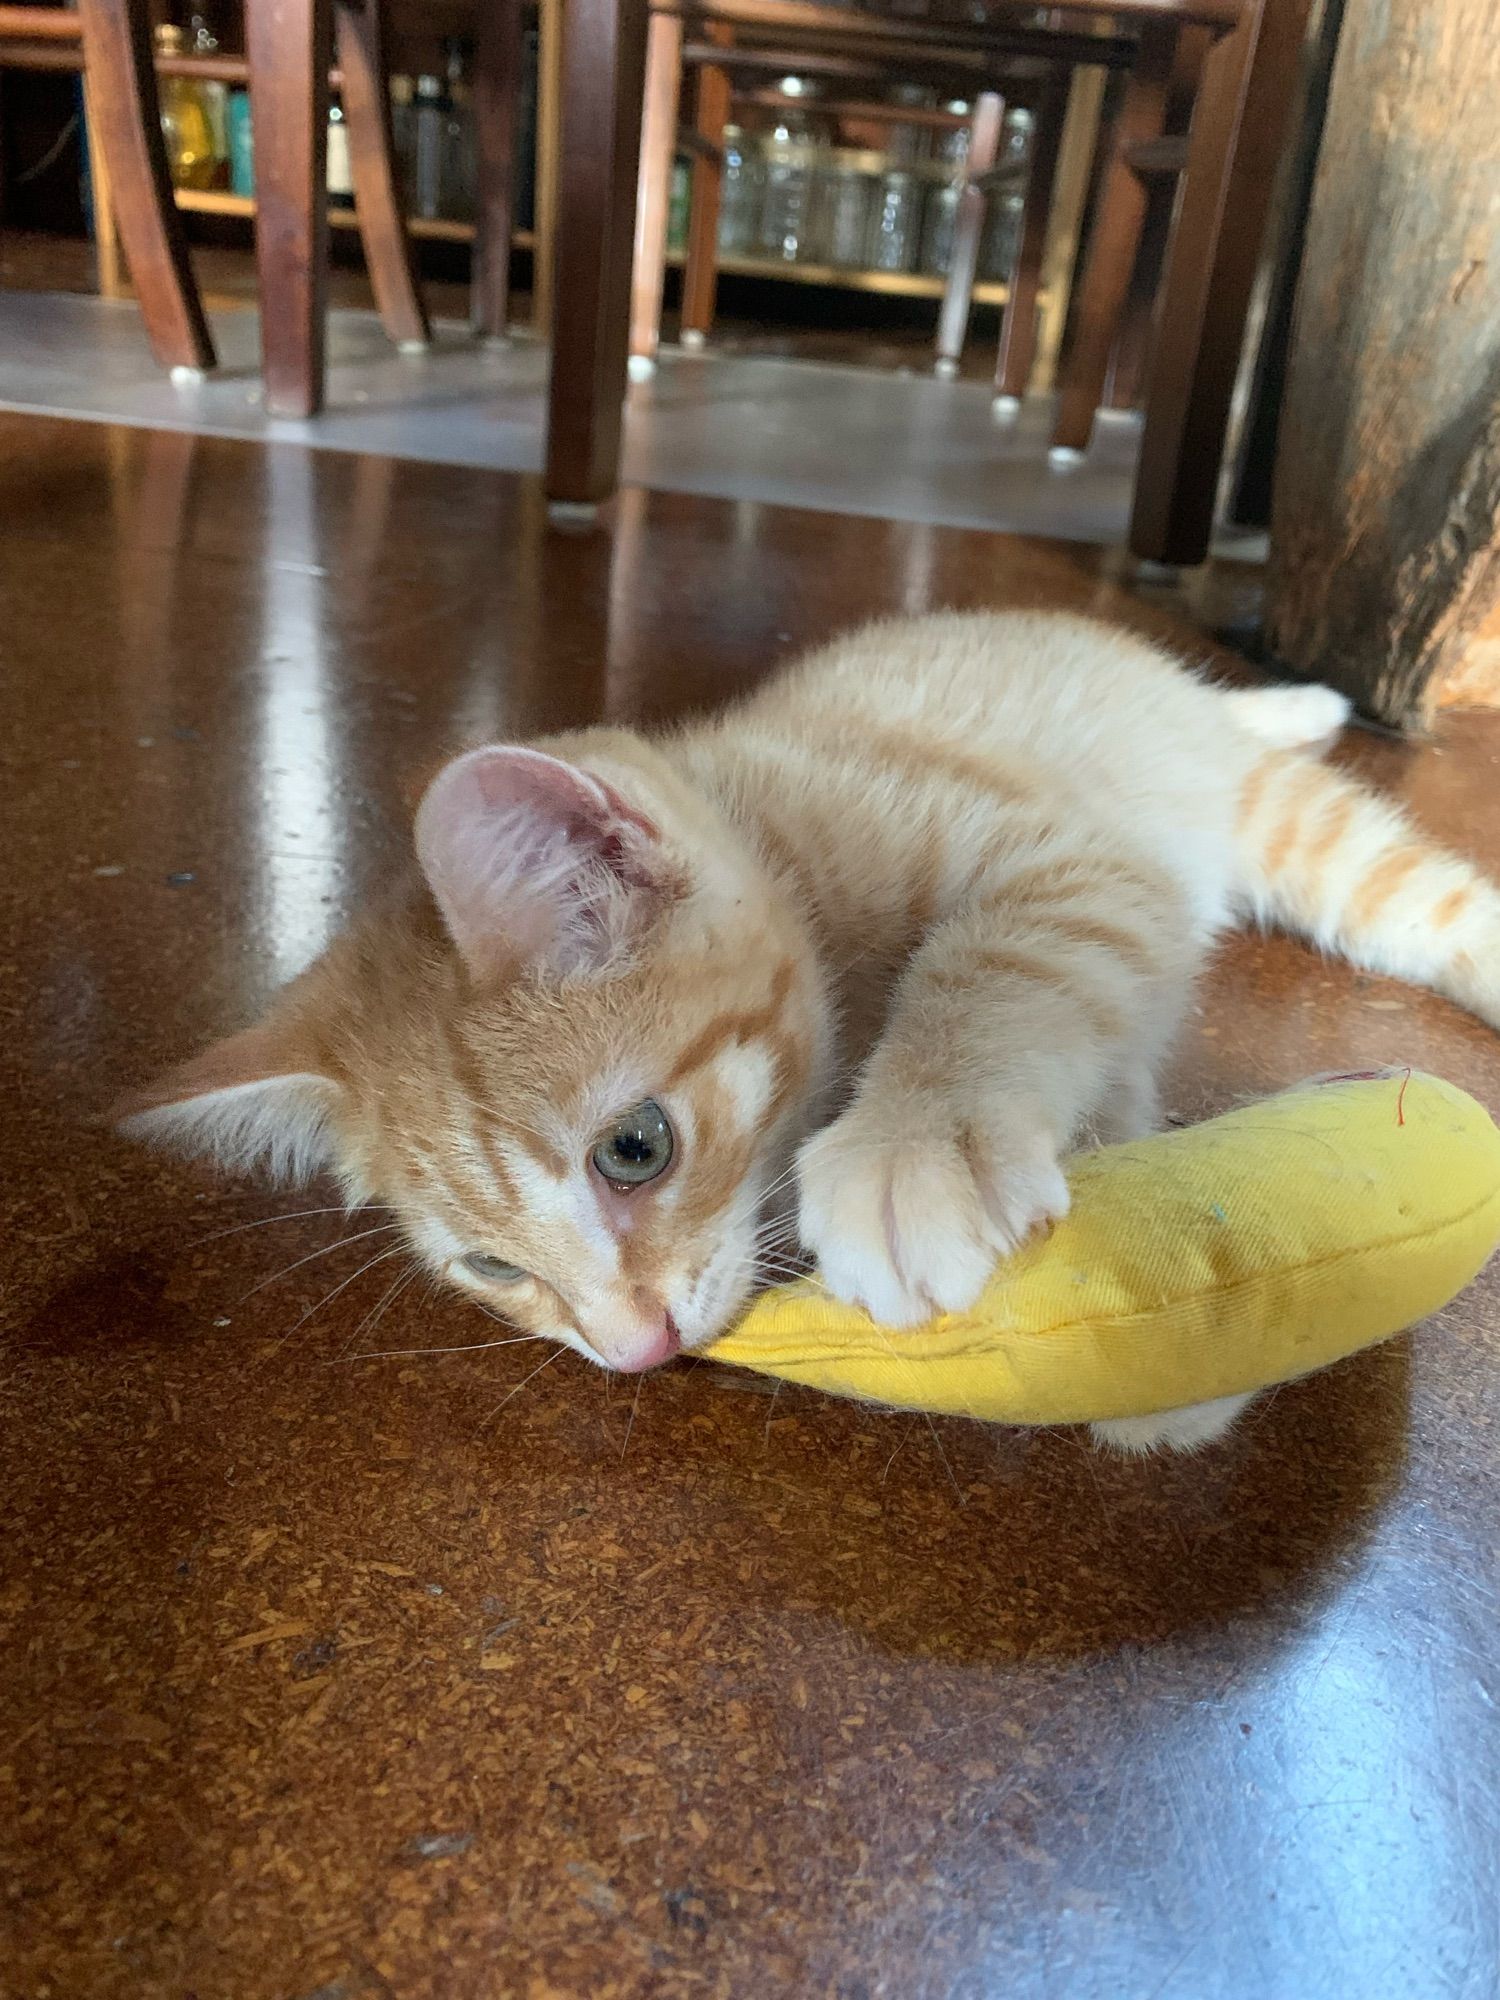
(3, 411), (1498, 2000)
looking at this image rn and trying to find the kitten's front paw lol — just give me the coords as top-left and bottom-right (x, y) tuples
(796, 1108), (1070, 1326)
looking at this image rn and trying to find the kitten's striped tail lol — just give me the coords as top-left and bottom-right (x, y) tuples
(1234, 745), (1500, 1031)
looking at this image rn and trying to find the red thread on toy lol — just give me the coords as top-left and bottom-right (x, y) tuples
(1396, 1067), (1412, 1126)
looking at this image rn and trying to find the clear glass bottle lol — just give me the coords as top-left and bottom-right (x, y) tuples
(868, 165), (921, 273)
(716, 126), (763, 256)
(412, 74), (446, 220)
(186, 9), (230, 187)
(817, 149), (882, 268)
(389, 74), (415, 192)
(668, 155), (691, 252)
(155, 25), (217, 192)
(440, 37), (477, 221)
(919, 173), (961, 277)
(327, 101), (355, 208)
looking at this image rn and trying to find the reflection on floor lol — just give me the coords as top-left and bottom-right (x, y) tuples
(0, 286), (1143, 540)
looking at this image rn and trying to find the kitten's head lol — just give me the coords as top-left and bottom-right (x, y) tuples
(120, 734), (827, 1372)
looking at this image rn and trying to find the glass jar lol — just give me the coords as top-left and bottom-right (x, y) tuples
(717, 126), (763, 256)
(868, 166), (922, 273)
(885, 83), (936, 166)
(934, 100), (973, 172)
(919, 174), (962, 277)
(979, 190), (1026, 283)
(816, 149), (882, 268)
(758, 138), (820, 262)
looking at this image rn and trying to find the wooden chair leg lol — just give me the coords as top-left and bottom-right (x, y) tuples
(470, 0), (524, 337)
(1050, 24), (1174, 454)
(1129, 0), (1313, 563)
(994, 74), (1067, 404)
(545, 0), (650, 505)
(245, 0), (332, 418)
(1104, 176), (1171, 409)
(532, 0), (564, 335)
(628, 5), (683, 370)
(934, 91), (1003, 375)
(335, 0), (429, 350)
(681, 25), (732, 343)
(76, 0), (215, 371)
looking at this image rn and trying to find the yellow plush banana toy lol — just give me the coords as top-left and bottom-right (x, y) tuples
(708, 1070), (1500, 1426)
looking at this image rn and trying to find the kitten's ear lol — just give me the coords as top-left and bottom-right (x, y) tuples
(114, 1020), (341, 1184)
(414, 746), (670, 978)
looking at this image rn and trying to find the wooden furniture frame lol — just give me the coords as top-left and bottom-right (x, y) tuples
(543, 0), (1313, 570)
(0, 0), (439, 417)
(0, 1), (212, 370)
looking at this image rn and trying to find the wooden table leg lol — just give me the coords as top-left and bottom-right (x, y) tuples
(245, 0), (332, 418)
(544, 0), (649, 506)
(1128, 0), (1312, 565)
(471, 0), (524, 338)
(628, 4), (683, 372)
(680, 22), (732, 343)
(532, 0), (564, 336)
(934, 91), (1003, 377)
(1051, 24), (1173, 454)
(994, 74), (1066, 404)
(336, 0), (429, 350)
(1030, 62), (1106, 396)
(1266, 0), (1500, 726)
(76, 0), (215, 371)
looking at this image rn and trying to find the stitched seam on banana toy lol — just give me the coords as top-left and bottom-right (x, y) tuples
(745, 1182), (1500, 1362)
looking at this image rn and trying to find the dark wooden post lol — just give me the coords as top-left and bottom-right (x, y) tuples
(1265, 0), (1500, 729)
(245, 0), (333, 418)
(544, 0), (650, 505)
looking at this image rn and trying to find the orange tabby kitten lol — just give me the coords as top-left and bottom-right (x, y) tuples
(121, 613), (1500, 1452)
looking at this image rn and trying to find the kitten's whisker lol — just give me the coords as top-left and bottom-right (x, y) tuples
(620, 1370), (646, 1461)
(337, 1260), (418, 1360)
(258, 1241), (409, 1363)
(344, 1331), (547, 1362)
(240, 1221), (402, 1300)
(193, 1203), (385, 1247)
(475, 1344), (566, 1431)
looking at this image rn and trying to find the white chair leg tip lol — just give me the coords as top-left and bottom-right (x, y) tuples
(626, 353), (657, 383)
(934, 356), (960, 380)
(169, 365), (206, 387)
(991, 393), (1021, 418)
(680, 328), (706, 351)
(1048, 444), (1085, 469)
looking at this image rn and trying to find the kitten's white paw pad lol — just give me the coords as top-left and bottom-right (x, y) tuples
(796, 1115), (1069, 1327)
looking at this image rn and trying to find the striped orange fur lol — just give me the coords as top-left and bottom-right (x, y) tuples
(122, 613), (1499, 1446)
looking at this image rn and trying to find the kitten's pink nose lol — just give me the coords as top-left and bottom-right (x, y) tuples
(605, 1311), (682, 1374)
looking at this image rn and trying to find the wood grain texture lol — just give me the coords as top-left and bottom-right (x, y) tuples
(545, 0), (650, 502)
(1266, 0), (1500, 729)
(74, 0), (215, 370)
(628, 2), (683, 363)
(680, 21), (733, 338)
(245, 0), (332, 417)
(4, 411), (1499, 2000)
(469, 0), (524, 337)
(1128, 0), (1314, 564)
(335, 0), (430, 349)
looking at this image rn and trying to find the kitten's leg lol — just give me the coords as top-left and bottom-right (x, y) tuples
(798, 890), (1190, 1327)
(1091, 1065), (1162, 1147)
(1089, 1392), (1254, 1456)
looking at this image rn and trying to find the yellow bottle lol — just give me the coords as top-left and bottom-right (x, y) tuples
(156, 24), (217, 193)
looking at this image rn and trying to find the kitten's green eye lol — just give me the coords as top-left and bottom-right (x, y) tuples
(463, 1252), (526, 1283)
(592, 1098), (674, 1188)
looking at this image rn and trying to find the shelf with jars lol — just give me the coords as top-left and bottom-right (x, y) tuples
(158, 13), (544, 253)
(676, 77), (1035, 301)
